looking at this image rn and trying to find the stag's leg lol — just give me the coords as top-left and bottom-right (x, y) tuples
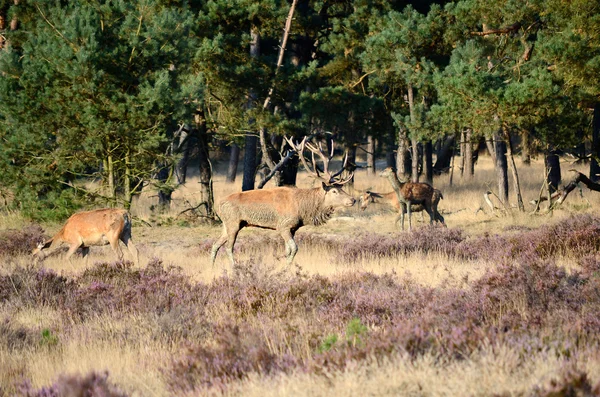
(426, 200), (435, 226)
(279, 229), (298, 264)
(120, 233), (139, 265)
(64, 243), (82, 262)
(210, 228), (228, 265)
(224, 223), (241, 266)
(407, 200), (412, 231)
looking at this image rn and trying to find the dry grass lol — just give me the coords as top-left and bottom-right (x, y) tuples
(2, 154), (600, 396)
(220, 347), (600, 397)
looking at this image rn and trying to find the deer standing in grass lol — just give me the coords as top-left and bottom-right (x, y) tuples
(211, 136), (355, 265)
(379, 167), (437, 231)
(359, 189), (445, 226)
(32, 208), (139, 265)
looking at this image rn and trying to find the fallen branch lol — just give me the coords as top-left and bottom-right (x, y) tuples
(555, 170), (600, 206)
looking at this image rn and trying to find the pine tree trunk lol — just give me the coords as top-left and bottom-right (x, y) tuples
(590, 102), (600, 182)
(226, 143), (240, 183)
(494, 132), (509, 205)
(346, 144), (357, 192)
(396, 127), (410, 178)
(107, 154), (115, 201)
(197, 121), (214, 219)
(281, 155), (298, 186)
(505, 130), (524, 211)
(175, 128), (190, 185)
(459, 129), (466, 177)
(464, 129), (474, 178)
(546, 150), (561, 193)
(521, 129), (531, 166)
(385, 140), (396, 168)
(124, 150), (132, 209)
(367, 135), (376, 177)
(411, 137), (419, 182)
(485, 136), (497, 164)
(433, 134), (455, 173)
(423, 140), (433, 185)
(242, 27), (260, 191)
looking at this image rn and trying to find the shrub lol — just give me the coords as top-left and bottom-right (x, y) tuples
(18, 371), (127, 397)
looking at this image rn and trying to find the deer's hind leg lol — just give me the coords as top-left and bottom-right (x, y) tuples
(120, 231), (139, 265)
(109, 236), (125, 262)
(211, 227), (229, 265)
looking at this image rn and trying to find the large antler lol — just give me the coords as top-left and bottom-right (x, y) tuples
(284, 136), (354, 185)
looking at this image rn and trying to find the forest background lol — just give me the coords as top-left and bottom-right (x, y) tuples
(0, 0), (599, 220)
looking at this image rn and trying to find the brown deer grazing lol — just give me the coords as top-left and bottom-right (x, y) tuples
(359, 189), (445, 226)
(379, 167), (437, 231)
(211, 136), (356, 265)
(32, 208), (139, 265)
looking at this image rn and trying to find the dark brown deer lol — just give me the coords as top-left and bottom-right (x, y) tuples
(359, 189), (445, 226)
(379, 167), (437, 231)
(211, 136), (355, 265)
(32, 208), (139, 264)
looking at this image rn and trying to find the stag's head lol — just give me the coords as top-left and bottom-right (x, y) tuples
(321, 182), (356, 208)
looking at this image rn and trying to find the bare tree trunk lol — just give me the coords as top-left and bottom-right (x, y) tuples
(590, 102), (600, 182)
(504, 129), (524, 211)
(494, 132), (509, 205)
(423, 140), (433, 185)
(464, 129), (474, 178)
(226, 143), (240, 183)
(367, 135), (376, 177)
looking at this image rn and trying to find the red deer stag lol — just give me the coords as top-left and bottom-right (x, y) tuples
(32, 208), (139, 265)
(379, 167), (437, 231)
(359, 189), (445, 226)
(211, 136), (355, 265)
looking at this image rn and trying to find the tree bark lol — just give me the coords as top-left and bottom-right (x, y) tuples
(385, 140), (396, 168)
(485, 136), (497, 164)
(423, 140), (433, 185)
(411, 137), (419, 182)
(242, 27), (260, 191)
(590, 102), (600, 182)
(367, 135), (376, 177)
(226, 143), (240, 183)
(459, 129), (466, 177)
(346, 144), (357, 191)
(396, 127), (410, 178)
(521, 129), (531, 166)
(433, 134), (455, 173)
(196, 113), (215, 219)
(464, 129), (474, 178)
(545, 149), (561, 193)
(494, 132), (509, 205)
(175, 128), (190, 185)
(504, 129), (524, 211)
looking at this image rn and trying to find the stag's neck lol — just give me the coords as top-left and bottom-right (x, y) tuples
(298, 187), (334, 226)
